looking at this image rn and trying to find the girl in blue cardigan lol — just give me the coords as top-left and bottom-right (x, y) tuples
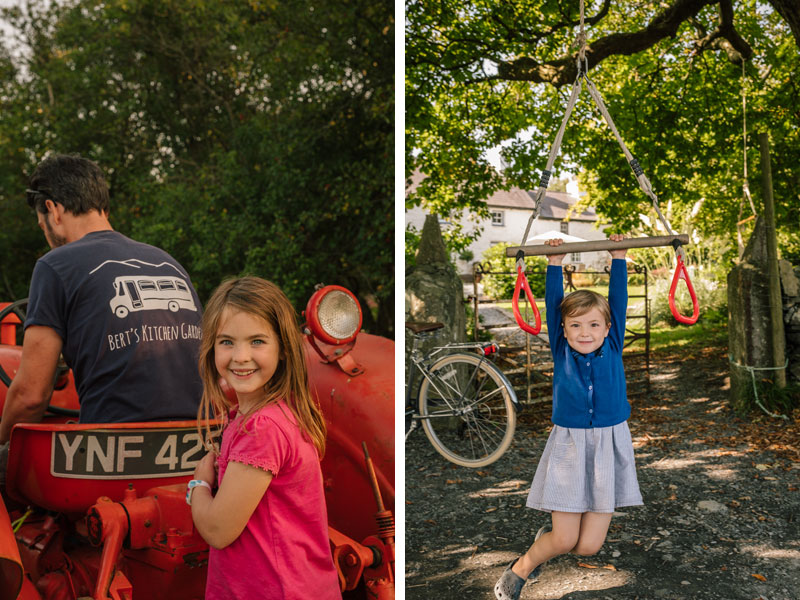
(495, 235), (643, 600)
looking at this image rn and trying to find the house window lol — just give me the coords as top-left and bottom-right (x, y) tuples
(571, 252), (582, 262)
(560, 221), (569, 234)
(491, 210), (504, 226)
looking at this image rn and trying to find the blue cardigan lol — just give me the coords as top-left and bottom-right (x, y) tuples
(546, 260), (630, 428)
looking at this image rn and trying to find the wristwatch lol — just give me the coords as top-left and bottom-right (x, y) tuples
(185, 479), (212, 505)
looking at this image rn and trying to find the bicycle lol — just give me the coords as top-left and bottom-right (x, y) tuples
(405, 321), (520, 467)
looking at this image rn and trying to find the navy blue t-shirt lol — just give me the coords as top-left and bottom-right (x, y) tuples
(25, 230), (203, 423)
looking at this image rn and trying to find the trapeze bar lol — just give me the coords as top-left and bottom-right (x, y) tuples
(505, 234), (690, 257)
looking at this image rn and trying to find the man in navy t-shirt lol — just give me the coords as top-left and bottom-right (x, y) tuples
(0, 154), (203, 446)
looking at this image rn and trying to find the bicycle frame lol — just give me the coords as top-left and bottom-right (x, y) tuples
(405, 335), (520, 428)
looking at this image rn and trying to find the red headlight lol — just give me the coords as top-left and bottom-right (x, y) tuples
(304, 285), (362, 346)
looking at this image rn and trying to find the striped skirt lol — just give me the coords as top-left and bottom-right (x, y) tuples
(526, 421), (643, 514)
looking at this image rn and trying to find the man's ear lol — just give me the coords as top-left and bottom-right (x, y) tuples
(44, 199), (64, 224)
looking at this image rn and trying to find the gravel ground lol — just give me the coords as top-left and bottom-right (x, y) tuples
(405, 343), (800, 600)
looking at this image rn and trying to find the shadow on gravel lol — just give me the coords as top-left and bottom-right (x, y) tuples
(405, 345), (800, 600)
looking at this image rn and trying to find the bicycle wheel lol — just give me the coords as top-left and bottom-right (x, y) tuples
(418, 353), (516, 467)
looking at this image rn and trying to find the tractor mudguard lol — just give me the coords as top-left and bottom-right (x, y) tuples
(0, 496), (24, 600)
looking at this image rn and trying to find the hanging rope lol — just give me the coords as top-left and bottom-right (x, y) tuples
(741, 60), (757, 219)
(512, 0), (699, 334)
(736, 59), (758, 255)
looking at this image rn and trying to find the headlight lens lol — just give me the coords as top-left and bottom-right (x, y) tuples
(317, 290), (360, 340)
(305, 285), (362, 345)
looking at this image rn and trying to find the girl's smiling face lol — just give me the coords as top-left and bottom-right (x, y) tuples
(563, 307), (611, 354)
(214, 308), (282, 412)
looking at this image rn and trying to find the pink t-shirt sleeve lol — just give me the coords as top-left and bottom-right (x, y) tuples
(226, 413), (290, 477)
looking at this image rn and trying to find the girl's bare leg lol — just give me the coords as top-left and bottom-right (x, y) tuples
(572, 512), (613, 555)
(511, 511), (580, 579)
(512, 511), (613, 578)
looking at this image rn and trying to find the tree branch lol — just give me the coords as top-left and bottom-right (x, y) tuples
(495, 0), (754, 87)
(767, 0), (800, 49)
(694, 0), (753, 63)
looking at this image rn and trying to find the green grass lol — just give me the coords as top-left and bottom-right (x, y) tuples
(645, 320), (727, 353)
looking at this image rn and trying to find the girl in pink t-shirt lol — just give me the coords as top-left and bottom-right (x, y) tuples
(188, 276), (341, 600)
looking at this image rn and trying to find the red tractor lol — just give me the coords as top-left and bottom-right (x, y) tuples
(0, 285), (395, 600)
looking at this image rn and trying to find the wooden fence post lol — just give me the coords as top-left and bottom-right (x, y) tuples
(758, 131), (786, 388)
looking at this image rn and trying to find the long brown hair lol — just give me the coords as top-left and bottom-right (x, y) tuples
(197, 277), (327, 456)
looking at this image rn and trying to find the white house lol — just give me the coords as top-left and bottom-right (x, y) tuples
(406, 174), (611, 275)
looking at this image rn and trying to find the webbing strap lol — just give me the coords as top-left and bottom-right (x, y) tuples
(517, 36), (682, 259)
(582, 75), (682, 258)
(741, 60), (757, 218)
(513, 0), (698, 334)
(518, 75), (584, 252)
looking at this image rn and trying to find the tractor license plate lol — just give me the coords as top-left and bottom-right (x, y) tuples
(50, 428), (205, 479)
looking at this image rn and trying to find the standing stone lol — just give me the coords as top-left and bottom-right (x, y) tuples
(405, 214), (467, 361)
(727, 217), (786, 411)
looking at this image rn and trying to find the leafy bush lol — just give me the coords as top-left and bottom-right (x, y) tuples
(481, 243), (548, 300)
(649, 267), (728, 326)
(406, 225), (421, 272)
(465, 302), (493, 342)
(458, 249), (474, 262)
(569, 271), (608, 288)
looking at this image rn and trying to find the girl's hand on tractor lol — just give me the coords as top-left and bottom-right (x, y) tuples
(608, 233), (627, 259)
(545, 238), (566, 265)
(194, 451), (218, 487)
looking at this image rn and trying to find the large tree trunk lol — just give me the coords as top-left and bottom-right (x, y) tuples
(769, 0), (800, 49)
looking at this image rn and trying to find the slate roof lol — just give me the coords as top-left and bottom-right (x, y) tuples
(406, 171), (597, 222)
(485, 188), (598, 222)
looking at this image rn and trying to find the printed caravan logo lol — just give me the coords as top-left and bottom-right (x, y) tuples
(109, 276), (198, 319)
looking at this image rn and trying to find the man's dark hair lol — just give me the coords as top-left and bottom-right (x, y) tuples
(27, 154), (110, 216)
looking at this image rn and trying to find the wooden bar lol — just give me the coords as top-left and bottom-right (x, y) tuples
(505, 234), (690, 257)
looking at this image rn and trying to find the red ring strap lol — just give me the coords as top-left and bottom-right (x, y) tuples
(668, 254), (699, 325)
(512, 266), (542, 335)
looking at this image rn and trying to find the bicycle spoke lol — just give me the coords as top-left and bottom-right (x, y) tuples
(419, 353), (516, 467)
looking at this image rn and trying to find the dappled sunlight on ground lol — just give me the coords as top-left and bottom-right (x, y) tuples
(704, 467), (739, 480)
(641, 456), (703, 470)
(439, 547), (635, 600)
(469, 479), (530, 499)
(738, 544), (800, 560)
(640, 446), (752, 481)
(521, 562), (633, 599)
(688, 396), (711, 403)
